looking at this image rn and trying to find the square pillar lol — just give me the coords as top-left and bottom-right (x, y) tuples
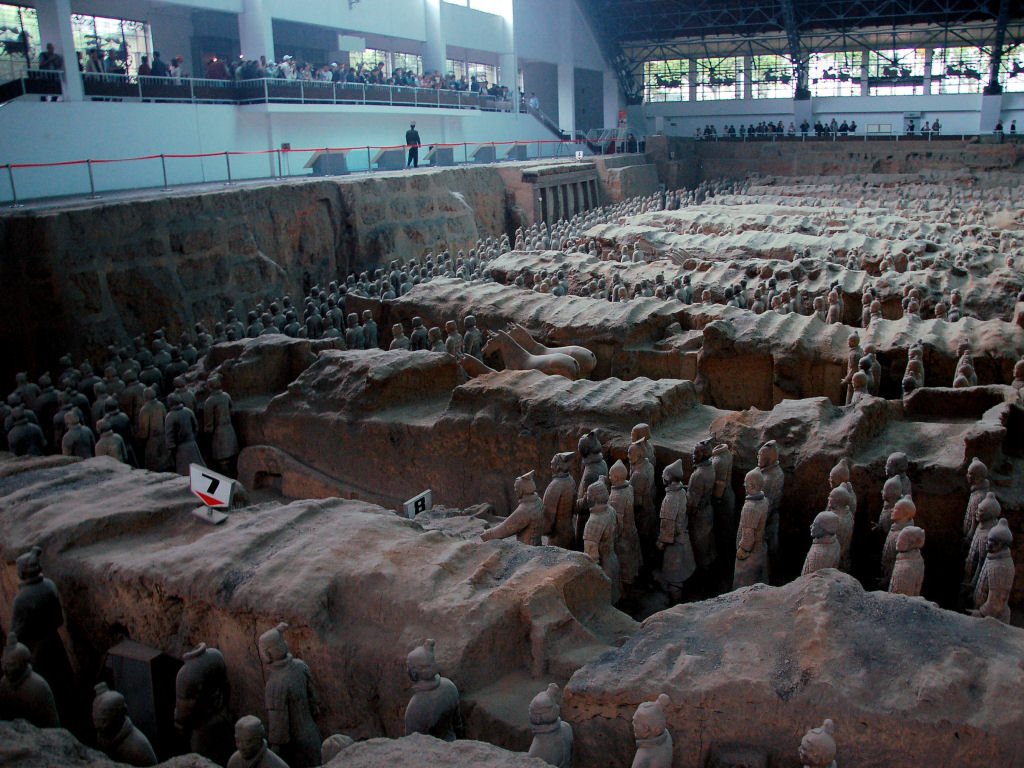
(35, 0), (82, 100)
(557, 64), (575, 135)
(602, 70), (619, 129)
(239, 0), (275, 61)
(423, 0), (446, 76)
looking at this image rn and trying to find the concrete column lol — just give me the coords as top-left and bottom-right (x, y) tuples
(498, 2), (516, 91)
(238, 0), (275, 61)
(557, 64), (575, 135)
(923, 47), (933, 95)
(688, 58), (697, 101)
(423, 0), (446, 75)
(35, 0), (82, 100)
(980, 93), (1003, 133)
(499, 53), (517, 91)
(743, 55), (753, 99)
(603, 70), (619, 129)
(860, 49), (870, 96)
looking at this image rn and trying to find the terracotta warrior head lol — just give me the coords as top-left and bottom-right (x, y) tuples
(630, 423), (652, 443)
(2, 632), (31, 682)
(406, 638), (439, 683)
(92, 682), (128, 738)
(608, 459), (629, 486)
(757, 440), (779, 468)
(662, 458), (684, 486)
(799, 718), (837, 767)
(987, 518), (1013, 555)
(744, 467), (764, 495)
(810, 511), (840, 539)
(529, 683), (562, 727)
(257, 623), (290, 664)
(514, 470), (537, 498)
(632, 694), (671, 741)
(586, 477), (610, 508)
(892, 497), (916, 525)
(896, 525), (925, 553)
(627, 439), (649, 466)
(15, 546), (42, 581)
(885, 452), (908, 477)
(826, 486), (851, 511)
(967, 457), (987, 486)
(234, 715), (267, 761)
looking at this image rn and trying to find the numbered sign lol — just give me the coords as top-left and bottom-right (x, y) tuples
(575, 150), (584, 162)
(189, 464), (234, 509)
(403, 490), (432, 519)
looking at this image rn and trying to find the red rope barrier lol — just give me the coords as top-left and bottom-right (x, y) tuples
(6, 137), (621, 170)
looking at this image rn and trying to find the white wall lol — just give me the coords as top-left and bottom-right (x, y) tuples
(0, 100), (568, 202)
(440, 3), (506, 54)
(644, 92), (992, 137)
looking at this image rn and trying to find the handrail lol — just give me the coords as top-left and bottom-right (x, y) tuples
(2, 71), (513, 111)
(1, 137), (630, 206)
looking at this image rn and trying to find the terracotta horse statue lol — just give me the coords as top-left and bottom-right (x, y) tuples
(505, 322), (597, 378)
(482, 330), (580, 380)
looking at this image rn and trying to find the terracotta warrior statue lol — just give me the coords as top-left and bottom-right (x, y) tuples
(136, 387), (171, 471)
(527, 683), (573, 768)
(481, 470), (543, 545)
(10, 546), (73, 718)
(688, 438), (716, 571)
(799, 718), (838, 768)
(628, 438), (657, 566)
(92, 682), (158, 767)
(608, 459), (641, 599)
(733, 468), (770, 589)
(362, 310), (378, 349)
(711, 443), (736, 566)
(258, 622), (321, 768)
(876, 475), (902, 534)
(657, 459), (695, 604)
(889, 525), (926, 597)
(390, 323), (411, 350)
(885, 452), (912, 499)
(463, 315), (483, 359)
(228, 715), (289, 768)
(828, 458), (857, 520)
(802, 510), (841, 575)
(828, 486), (854, 572)
(444, 320), (463, 357)
(583, 477), (621, 604)
(165, 393), (205, 475)
(576, 431), (607, 545)
(203, 376), (239, 475)
(404, 638), (462, 740)
(963, 457), (990, 543)
(542, 451), (576, 549)
(881, 498), (916, 585)
(409, 316), (429, 351)
(758, 440), (784, 577)
(970, 518), (1015, 623)
(965, 492), (1001, 589)
(841, 332), (863, 405)
(630, 694), (673, 768)
(174, 642), (233, 766)
(0, 631), (59, 727)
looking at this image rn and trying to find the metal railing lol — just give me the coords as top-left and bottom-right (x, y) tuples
(0, 69), (61, 102)
(690, 130), (1017, 142)
(1, 137), (628, 207)
(3, 70), (514, 111)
